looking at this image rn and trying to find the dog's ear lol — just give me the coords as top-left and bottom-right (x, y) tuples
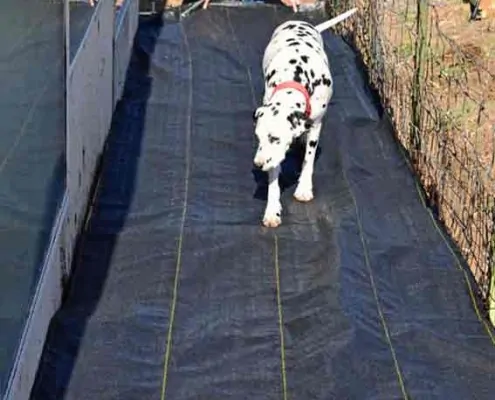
(287, 111), (308, 130)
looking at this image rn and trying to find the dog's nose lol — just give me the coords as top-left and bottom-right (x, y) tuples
(254, 156), (274, 171)
(253, 155), (264, 167)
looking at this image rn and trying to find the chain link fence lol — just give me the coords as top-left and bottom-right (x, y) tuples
(325, 0), (495, 324)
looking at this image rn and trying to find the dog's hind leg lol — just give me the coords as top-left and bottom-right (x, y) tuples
(263, 165), (282, 228)
(294, 121), (321, 202)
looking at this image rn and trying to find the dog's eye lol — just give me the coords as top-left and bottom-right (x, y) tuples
(268, 134), (280, 144)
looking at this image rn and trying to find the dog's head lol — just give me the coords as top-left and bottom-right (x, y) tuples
(252, 104), (311, 171)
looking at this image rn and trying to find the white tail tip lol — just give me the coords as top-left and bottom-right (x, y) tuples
(315, 7), (359, 32)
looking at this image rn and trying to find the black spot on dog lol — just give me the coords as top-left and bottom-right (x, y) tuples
(322, 104), (326, 108)
(266, 69), (276, 82)
(293, 65), (304, 84)
(322, 75), (332, 86)
(287, 116), (297, 130)
(305, 41), (314, 49)
(286, 38), (296, 43)
(289, 59), (297, 64)
(273, 110), (279, 116)
(276, 102), (280, 106)
(305, 83), (312, 95)
(288, 42), (299, 47)
(301, 55), (308, 63)
(268, 134), (281, 144)
(310, 69), (315, 78)
(304, 70), (310, 83)
(309, 140), (318, 148)
(296, 102), (301, 108)
(311, 79), (322, 93)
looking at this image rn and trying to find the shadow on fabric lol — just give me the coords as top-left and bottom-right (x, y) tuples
(252, 138), (322, 201)
(29, 14), (165, 400)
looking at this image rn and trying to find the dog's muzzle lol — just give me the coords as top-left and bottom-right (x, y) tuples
(253, 154), (273, 171)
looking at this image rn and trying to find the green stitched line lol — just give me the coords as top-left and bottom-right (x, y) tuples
(227, 8), (291, 397)
(341, 168), (409, 400)
(274, 235), (289, 400)
(397, 139), (495, 345)
(160, 22), (193, 400)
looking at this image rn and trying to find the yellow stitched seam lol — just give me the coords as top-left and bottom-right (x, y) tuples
(414, 176), (495, 344)
(393, 125), (495, 344)
(342, 169), (409, 399)
(274, 235), (289, 400)
(227, 8), (291, 397)
(160, 22), (193, 400)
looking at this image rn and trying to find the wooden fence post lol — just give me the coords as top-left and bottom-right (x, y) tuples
(411, 0), (428, 160)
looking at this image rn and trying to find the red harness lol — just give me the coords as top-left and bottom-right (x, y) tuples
(270, 81), (312, 118)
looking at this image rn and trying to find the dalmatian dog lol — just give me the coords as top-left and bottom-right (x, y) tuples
(253, 8), (357, 228)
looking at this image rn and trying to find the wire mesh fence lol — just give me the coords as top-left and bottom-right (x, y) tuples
(325, 0), (495, 324)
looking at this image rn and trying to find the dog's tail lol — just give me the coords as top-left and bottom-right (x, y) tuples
(314, 7), (358, 33)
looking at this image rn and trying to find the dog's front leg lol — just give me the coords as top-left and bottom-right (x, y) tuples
(294, 121), (322, 202)
(263, 165), (282, 228)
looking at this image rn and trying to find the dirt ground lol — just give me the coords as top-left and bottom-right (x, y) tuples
(434, 1), (495, 178)
(429, 1), (495, 307)
(382, 0), (495, 183)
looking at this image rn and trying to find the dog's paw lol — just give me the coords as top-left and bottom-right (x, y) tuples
(263, 213), (282, 228)
(294, 186), (314, 202)
(262, 205), (282, 228)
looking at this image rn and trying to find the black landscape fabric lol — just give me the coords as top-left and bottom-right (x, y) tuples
(31, 4), (495, 400)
